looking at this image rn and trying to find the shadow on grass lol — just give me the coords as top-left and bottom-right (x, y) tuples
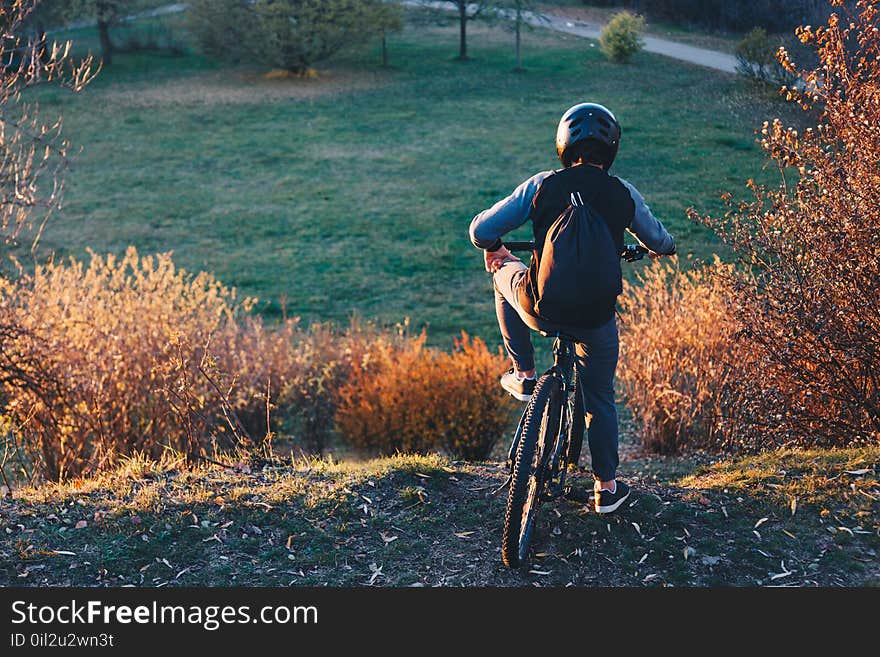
(2, 448), (877, 587)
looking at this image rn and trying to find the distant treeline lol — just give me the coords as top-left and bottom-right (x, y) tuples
(582, 0), (840, 33)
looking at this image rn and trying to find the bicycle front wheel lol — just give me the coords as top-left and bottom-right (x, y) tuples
(501, 375), (562, 567)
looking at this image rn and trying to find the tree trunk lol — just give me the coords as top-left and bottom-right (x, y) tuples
(382, 31), (388, 67)
(97, 19), (113, 65)
(515, 10), (522, 71)
(458, 2), (468, 60)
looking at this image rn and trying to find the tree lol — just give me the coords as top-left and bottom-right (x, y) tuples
(0, 0), (96, 246)
(46, 0), (131, 66)
(441, 0), (495, 61)
(498, 0), (545, 71)
(93, 0), (121, 65)
(691, 0), (880, 448)
(42, 1), (168, 66)
(376, 2), (403, 67)
(188, 0), (397, 74)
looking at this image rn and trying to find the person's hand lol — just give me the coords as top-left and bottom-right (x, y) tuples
(484, 246), (520, 273)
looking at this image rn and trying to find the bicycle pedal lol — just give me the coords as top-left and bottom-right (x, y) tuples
(491, 475), (512, 497)
(562, 487), (592, 503)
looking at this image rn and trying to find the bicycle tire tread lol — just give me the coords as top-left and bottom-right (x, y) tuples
(501, 375), (559, 567)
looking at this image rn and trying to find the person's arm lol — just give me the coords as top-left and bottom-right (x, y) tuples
(469, 171), (552, 252)
(619, 178), (677, 255)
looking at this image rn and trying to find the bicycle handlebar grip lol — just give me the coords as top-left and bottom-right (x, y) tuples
(503, 241), (536, 252)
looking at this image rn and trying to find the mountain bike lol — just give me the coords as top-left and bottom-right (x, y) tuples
(499, 240), (648, 568)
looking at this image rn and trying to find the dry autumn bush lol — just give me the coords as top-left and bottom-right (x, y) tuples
(622, 0), (879, 454)
(335, 331), (517, 460)
(691, 0), (880, 449)
(0, 248), (252, 479)
(617, 259), (746, 453)
(0, 247), (512, 481)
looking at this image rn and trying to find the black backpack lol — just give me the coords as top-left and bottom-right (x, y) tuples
(530, 191), (622, 325)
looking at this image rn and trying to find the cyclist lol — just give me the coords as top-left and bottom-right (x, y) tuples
(469, 102), (676, 514)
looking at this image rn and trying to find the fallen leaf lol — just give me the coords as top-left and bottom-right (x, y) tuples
(380, 532), (398, 544)
(74, 520), (87, 530)
(631, 522), (642, 536)
(414, 472), (431, 479)
(368, 563), (382, 585)
(754, 517), (769, 529)
(637, 553), (648, 565)
(528, 570), (552, 575)
(51, 550), (76, 556)
(790, 497), (798, 516)
(845, 469), (870, 475)
(454, 531), (475, 539)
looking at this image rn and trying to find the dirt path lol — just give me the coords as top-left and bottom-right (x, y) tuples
(58, 2), (738, 75)
(405, 1), (739, 74)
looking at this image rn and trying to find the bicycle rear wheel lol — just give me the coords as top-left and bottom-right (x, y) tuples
(566, 373), (585, 467)
(501, 375), (562, 567)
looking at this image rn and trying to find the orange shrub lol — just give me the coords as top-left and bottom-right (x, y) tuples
(335, 331), (516, 460)
(618, 258), (748, 453)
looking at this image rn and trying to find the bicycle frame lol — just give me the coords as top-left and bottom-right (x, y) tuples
(499, 239), (653, 566)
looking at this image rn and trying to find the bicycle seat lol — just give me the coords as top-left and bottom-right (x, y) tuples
(539, 330), (579, 342)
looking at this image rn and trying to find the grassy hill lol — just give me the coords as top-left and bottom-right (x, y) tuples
(18, 12), (802, 346)
(2, 447), (876, 587)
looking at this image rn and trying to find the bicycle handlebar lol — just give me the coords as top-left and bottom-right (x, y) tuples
(502, 241), (650, 262)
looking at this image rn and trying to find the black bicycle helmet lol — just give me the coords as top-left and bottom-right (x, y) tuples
(556, 102), (621, 168)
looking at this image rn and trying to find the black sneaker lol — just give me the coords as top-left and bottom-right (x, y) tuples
(500, 368), (536, 402)
(594, 480), (631, 514)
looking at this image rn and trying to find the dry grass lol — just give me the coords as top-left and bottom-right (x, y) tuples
(97, 67), (391, 109)
(617, 258), (745, 453)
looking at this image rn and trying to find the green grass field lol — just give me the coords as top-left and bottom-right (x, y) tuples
(18, 13), (799, 348)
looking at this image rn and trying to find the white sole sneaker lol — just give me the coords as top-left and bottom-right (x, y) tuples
(595, 489), (630, 514)
(503, 388), (532, 402)
(500, 369), (535, 402)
